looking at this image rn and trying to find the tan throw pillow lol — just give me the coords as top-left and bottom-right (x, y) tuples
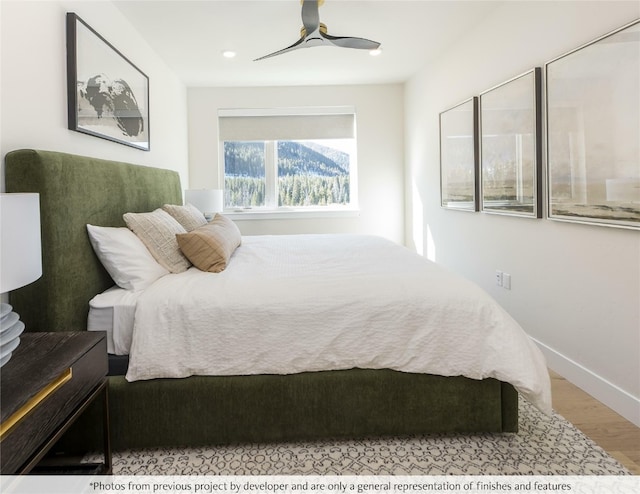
(176, 214), (241, 273)
(162, 203), (207, 232)
(124, 209), (191, 273)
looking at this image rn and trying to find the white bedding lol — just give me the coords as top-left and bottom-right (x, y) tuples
(125, 234), (551, 414)
(88, 286), (140, 355)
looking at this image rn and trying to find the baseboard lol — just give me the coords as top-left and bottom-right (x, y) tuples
(532, 337), (640, 427)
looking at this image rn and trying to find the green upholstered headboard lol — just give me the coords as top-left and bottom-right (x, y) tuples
(4, 149), (182, 333)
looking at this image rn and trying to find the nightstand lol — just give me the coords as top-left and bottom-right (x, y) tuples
(0, 332), (111, 474)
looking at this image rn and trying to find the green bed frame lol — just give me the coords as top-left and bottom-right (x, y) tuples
(5, 149), (518, 451)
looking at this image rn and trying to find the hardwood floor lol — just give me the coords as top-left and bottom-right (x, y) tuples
(549, 370), (640, 474)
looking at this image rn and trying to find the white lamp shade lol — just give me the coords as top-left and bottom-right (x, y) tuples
(0, 193), (43, 294)
(184, 189), (224, 215)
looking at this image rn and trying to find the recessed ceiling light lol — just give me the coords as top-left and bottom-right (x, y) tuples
(222, 50), (236, 59)
(369, 48), (383, 57)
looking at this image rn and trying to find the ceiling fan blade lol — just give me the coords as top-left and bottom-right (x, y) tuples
(253, 37), (305, 61)
(321, 32), (381, 50)
(301, 0), (321, 35)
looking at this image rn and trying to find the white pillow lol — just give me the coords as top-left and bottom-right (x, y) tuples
(87, 224), (169, 291)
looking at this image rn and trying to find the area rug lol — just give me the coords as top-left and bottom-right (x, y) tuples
(94, 399), (630, 475)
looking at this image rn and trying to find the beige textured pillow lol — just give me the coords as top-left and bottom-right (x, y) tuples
(124, 209), (191, 273)
(162, 203), (207, 232)
(176, 214), (241, 273)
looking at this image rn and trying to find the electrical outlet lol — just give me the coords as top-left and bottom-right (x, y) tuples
(502, 273), (511, 290)
(495, 270), (503, 287)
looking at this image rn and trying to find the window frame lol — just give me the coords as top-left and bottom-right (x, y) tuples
(218, 107), (359, 219)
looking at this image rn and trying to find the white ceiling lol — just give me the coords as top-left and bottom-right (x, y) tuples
(114, 0), (504, 87)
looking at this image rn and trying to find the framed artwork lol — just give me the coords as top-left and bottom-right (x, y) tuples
(66, 13), (150, 151)
(479, 68), (542, 217)
(546, 19), (639, 229)
(440, 97), (479, 211)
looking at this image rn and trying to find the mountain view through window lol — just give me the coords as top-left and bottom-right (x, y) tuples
(224, 139), (353, 209)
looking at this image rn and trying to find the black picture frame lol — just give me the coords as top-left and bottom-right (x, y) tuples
(66, 12), (150, 151)
(439, 97), (480, 211)
(546, 19), (639, 229)
(479, 68), (543, 218)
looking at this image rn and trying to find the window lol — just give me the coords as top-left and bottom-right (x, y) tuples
(219, 107), (357, 213)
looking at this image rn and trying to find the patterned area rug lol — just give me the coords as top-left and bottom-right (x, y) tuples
(95, 399), (630, 475)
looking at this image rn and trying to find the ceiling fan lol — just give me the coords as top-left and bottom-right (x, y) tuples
(254, 0), (381, 61)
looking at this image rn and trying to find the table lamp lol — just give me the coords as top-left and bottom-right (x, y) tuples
(184, 189), (224, 220)
(0, 193), (43, 367)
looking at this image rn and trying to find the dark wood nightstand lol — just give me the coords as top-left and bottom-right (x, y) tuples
(0, 332), (111, 474)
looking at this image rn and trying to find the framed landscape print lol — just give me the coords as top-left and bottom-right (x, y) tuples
(440, 97), (479, 211)
(66, 13), (150, 151)
(546, 19), (639, 229)
(479, 68), (542, 217)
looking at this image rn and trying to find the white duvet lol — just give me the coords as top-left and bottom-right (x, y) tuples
(126, 234), (551, 414)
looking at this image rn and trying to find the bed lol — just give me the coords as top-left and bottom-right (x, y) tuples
(4, 149), (551, 451)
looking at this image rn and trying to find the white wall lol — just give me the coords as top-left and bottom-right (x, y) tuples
(187, 85), (405, 243)
(0, 0), (189, 188)
(405, 1), (640, 425)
